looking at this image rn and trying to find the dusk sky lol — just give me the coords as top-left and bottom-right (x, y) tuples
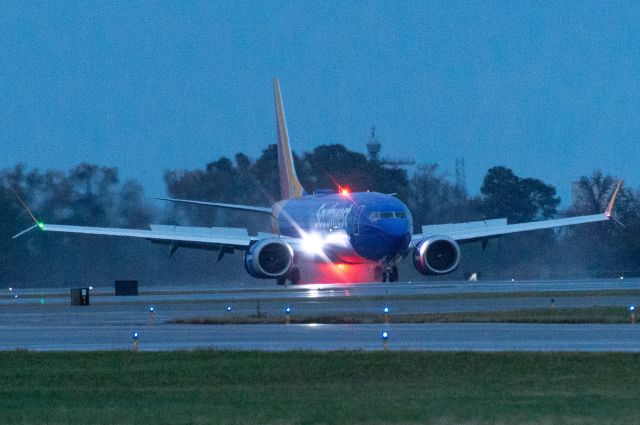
(1, 1), (639, 206)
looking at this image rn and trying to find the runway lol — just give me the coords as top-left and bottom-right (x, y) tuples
(2, 278), (640, 352)
(2, 322), (640, 352)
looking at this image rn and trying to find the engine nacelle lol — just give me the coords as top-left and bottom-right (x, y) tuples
(413, 236), (461, 275)
(244, 238), (294, 279)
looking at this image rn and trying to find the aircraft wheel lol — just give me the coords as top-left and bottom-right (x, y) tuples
(289, 268), (301, 285)
(390, 266), (399, 282)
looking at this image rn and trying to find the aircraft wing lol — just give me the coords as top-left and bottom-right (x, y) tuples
(13, 222), (264, 248)
(411, 213), (609, 246)
(411, 180), (622, 246)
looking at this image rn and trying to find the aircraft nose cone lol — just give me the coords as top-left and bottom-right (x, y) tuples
(350, 219), (412, 262)
(380, 219), (410, 237)
(379, 220), (411, 254)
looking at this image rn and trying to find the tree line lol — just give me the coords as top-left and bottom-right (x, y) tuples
(2, 144), (638, 287)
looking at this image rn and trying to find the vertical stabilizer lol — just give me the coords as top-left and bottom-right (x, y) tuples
(274, 79), (304, 199)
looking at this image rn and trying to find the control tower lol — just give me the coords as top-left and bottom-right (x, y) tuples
(365, 127), (416, 168)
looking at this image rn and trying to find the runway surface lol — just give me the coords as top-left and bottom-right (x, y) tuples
(2, 278), (640, 352)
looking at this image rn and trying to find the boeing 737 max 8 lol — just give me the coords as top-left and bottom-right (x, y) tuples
(14, 80), (622, 284)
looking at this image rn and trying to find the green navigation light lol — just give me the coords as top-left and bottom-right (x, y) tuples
(37, 221), (45, 230)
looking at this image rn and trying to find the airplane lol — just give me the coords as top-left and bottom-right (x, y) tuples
(13, 80), (623, 285)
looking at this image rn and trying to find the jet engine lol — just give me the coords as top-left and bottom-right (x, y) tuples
(244, 238), (294, 279)
(413, 236), (461, 275)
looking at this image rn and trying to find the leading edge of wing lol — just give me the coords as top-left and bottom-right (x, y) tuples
(31, 223), (258, 248)
(413, 213), (609, 245)
(156, 197), (272, 214)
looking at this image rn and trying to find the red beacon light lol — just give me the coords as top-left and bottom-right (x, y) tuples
(340, 187), (350, 196)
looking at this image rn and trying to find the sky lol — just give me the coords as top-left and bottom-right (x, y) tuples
(1, 1), (639, 207)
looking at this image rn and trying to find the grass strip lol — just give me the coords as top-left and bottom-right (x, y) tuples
(1, 351), (639, 424)
(170, 306), (639, 325)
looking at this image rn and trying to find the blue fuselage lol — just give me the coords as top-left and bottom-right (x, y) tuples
(272, 192), (413, 264)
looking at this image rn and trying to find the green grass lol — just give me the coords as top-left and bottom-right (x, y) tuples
(1, 351), (639, 424)
(170, 306), (638, 325)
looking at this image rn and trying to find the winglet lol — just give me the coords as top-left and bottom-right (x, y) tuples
(605, 179), (623, 218)
(12, 224), (39, 239)
(9, 186), (46, 238)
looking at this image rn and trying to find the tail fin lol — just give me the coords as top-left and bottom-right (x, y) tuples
(274, 79), (304, 199)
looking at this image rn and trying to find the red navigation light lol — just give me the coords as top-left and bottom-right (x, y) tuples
(340, 187), (350, 196)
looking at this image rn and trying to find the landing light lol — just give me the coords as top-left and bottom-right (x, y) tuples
(132, 332), (139, 340)
(149, 306), (154, 313)
(630, 306), (635, 312)
(301, 232), (325, 255)
(227, 305), (232, 312)
(383, 307), (389, 314)
(382, 331), (389, 340)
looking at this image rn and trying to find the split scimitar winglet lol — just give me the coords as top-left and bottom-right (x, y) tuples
(9, 186), (45, 239)
(605, 179), (624, 218)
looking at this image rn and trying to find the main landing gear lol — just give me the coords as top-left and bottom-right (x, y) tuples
(382, 266), (399, 283)
(276, 267), (301, 286)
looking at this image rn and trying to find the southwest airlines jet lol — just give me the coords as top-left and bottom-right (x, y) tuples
(14, 80), (622, 285)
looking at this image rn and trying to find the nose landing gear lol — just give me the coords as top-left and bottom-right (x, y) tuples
(382, 265), (399, 282)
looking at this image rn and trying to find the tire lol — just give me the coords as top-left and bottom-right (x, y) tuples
(289, 268), (301, 285)
(390, 266), (399, 282)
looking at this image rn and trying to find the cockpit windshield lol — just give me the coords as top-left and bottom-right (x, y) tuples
(368, 211), (407, 221)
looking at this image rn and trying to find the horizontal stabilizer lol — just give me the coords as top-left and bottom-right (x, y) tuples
(157, 197), (272, 214)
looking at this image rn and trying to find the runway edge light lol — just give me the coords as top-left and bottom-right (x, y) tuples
(132, 331), (139, 352)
